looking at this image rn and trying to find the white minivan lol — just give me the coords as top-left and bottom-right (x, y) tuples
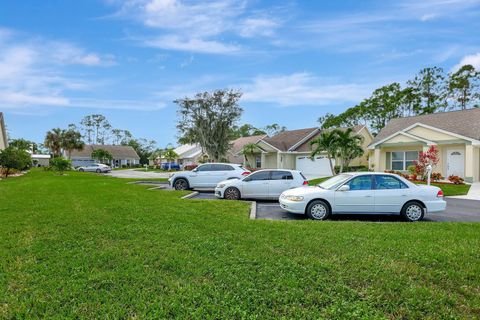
(169, 163), (250, 190)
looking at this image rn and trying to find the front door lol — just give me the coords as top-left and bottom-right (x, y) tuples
(333, 175), (374, 213)
(447, 149), (465, 178)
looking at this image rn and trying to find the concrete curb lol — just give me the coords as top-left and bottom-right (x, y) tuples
(249, 201), (257, 220)
(181, 191), (199, 199)
(147, 186), (166, 191)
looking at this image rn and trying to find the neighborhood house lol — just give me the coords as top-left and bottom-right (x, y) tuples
(252, 126), (372, 177)
(70, 145), (140, 168)
(368, 108), (480, 183)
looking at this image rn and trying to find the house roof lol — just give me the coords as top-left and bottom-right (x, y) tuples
(70, 145), (140, 159)
(295, 125), (366, 152)
(230, 134), (268, 155)
(261, 127), (319, 151)
(369, 108), (480, 146)
(174, 144), (203, 159)
(227, 134), (268, 164)
(0, 112), (8, 148)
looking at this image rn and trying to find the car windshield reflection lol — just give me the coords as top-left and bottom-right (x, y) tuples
(318, 174), (352, 190)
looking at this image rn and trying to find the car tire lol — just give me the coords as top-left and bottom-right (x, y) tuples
(79, 168), (84, 172)
(401, 201), (424, 222)
(174, 178), (189, 191)
(224, 187), (241, 200)
(306, 200), (330, 220)
(96, 169), (101, 173)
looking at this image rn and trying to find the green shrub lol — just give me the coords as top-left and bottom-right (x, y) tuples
(50, 157), (72, 175)
(0, 146), (31, 178)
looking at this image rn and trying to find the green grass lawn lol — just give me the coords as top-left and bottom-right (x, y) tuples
(1, 170), (479, 318)
(415, 181), (471, 196)
(308, 177), (331, 185)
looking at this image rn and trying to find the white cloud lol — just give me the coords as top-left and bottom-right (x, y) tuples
(301, 0), (480, 52)
(237, 17), (280, 38)
(113, 0), (282, 54)
(452, 52), (480, 71)
(145, 35), (241, 54)
(0, 30), (125, 109)
(240, 73), (371, 106)
(49, 42), (117, 66)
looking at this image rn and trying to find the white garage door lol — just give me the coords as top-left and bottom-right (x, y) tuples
(296, 155), (334, 178)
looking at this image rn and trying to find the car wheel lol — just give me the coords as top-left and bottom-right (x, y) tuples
(174, 178), (189, 190)
(79, 168), (84, 172)
(401, 201), (424, 222)
(224, 187), (241, 200)
(96, 169), (101, 173)
(306, 200), (330, 220)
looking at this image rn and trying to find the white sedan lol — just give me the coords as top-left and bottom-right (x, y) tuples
(77, 163), (111, 173)
(215, 169), (308, 200)
(279, 172), (446, 222)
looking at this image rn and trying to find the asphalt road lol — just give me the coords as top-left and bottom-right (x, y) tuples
(190, 192), (480, 222)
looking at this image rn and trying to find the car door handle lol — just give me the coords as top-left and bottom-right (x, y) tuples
(401, 194), (407, 197)
(364, 195), (373, 197)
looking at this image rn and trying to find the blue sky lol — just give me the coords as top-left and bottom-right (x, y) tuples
(1, 0), (480, 147)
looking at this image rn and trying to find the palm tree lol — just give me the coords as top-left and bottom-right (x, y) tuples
(44, 128), (64, 157)
(241, 143), (259, 168)
(310, 130), (339, 175)
(163, 148), (179, 170)
(63, 129), (84, 159)
(334, 128), (364, 173)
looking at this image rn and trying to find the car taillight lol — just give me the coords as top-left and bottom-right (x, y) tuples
(437, 190), (444, 198)
(242, 171), (250, 176)
(303, 180), (309, 185)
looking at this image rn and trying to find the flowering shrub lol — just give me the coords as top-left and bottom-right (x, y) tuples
(431, 172), (443, 182)
(414, 146), (440, 176)
(448, 175), (464, 185)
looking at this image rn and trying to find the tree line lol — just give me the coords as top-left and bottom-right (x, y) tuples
(319, 64), (480, 134)
(42, 115), (156, 165)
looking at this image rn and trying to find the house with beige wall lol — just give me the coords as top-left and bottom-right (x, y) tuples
(251, 125), (372, 178)
(0, 112), (8, 150)
(368, 108), (480, 183)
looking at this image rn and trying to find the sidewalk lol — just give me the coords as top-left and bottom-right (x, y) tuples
(448, 182), (480, 201)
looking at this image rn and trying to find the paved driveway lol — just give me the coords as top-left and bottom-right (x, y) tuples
(108, 169), (171, 179)
(190, 192), (480, 222)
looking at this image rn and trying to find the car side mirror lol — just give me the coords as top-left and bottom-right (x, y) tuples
(192, 168), (197, 172)
(338, 185), (350, 192)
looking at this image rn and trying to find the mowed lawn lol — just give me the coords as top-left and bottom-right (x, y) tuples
(1, 171), (479, 319)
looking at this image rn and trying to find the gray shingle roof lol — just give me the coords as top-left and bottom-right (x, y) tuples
(70, 145), (140, 159)
(295, 125), (366, 152)
(262, 127), (319, 151)
(370, 108), (480, 146)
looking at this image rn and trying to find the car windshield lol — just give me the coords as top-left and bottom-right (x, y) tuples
(318, 174), (352, 190)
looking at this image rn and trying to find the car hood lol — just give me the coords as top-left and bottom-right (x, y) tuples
(282, 185), (327, 196)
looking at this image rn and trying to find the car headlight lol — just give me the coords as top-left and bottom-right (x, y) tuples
(217, 184), (226, 188)
(283, 195), (304, 202)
